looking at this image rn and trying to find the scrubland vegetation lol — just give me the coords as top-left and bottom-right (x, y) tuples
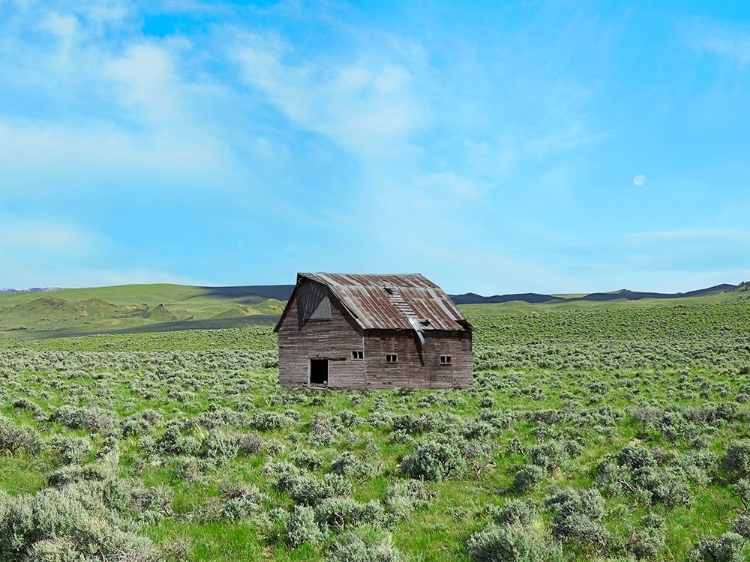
(0, 297), (749, 561)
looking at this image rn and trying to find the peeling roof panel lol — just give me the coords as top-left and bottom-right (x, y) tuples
(297, 273), (473, 332)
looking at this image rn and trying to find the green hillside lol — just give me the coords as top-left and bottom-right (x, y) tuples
(0, 284), (285, 340)
(1, 282), (747, 341)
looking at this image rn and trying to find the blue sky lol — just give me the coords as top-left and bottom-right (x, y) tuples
(1, 0), (749, 294)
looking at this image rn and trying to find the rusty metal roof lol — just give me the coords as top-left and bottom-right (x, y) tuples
(295, 273), (473, 332)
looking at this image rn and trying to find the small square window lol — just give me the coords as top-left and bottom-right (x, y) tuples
(440, 355), (452, 365)
(352, 350), (363, 360)
(386, 354), (398, 363)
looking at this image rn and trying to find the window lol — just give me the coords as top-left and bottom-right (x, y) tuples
(386, 354), (398, 363)
(351, 350), (363, 360)
(440, 355), (452, 365)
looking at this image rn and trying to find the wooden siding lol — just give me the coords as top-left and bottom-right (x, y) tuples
(277, 280), (366, 388)
(363, 330), (472, 389)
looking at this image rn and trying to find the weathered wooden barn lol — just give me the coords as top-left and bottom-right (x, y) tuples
(274, 273), (473, 389)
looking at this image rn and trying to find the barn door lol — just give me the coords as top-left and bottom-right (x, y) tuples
(310, 359), (328, 386)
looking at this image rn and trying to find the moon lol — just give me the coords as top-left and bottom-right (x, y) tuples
(633, 175), (646, 187)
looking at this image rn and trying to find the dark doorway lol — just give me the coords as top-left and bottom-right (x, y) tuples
(310, 359), (329, 385)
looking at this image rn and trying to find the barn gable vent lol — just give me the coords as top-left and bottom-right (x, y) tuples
(300, 281), (331, 323)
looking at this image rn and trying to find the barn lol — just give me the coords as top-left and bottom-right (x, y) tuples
(274, 273), (473, 389)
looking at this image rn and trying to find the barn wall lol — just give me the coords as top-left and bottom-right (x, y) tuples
(363, 330), (472, 389)
(277, 280), (366, 388)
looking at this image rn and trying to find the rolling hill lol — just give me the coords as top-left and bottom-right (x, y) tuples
(450, 283), (739, 304)
(0, 284), (290, 339)
(0, 281), (745, 340)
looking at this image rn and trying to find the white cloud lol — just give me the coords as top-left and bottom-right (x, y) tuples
(232, 32), (430, 157)
(36, 12), (80, 63)
(0, 120), (236, 195)
(104, 43), (184, 126)
(0, 4), (250, 197)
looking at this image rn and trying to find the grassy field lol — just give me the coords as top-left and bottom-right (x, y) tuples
(0, 290), (749, 561)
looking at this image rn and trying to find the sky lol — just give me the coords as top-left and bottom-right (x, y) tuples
(1, 0), (750, 295)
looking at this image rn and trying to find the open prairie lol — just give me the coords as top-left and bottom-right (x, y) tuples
(1, 287), (749, 561)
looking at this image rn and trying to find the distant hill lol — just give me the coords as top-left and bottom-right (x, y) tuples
(0, 287), (60, 294)
(199, 285), (295, 302)
(450, 292), (561, 305)
(450, 283), (739, 305)
(0, 281), (743, 340)
(574, 284), (738, 303)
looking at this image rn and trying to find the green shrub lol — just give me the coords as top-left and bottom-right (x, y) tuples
(732, 515), (750, 540)
(596, 445), (693, 508)
(170, 456), (201, 482)
(122, 410), (163, 436)
(156, 425), (201, 457)
(331, 451), (376, 480)
(0, 417), (42, 456)
(203, 430), (239, 462)
(617, 443), (656, 471)
(315, 498), (385, 531)
(626, 514), (665, 559)
(130, 484), (173, 524)
(383, 479), (435, 521)
(400, 440), (466, 481)
(52, 436), (92, 465)
(10, 397), (45, 420)
(291, 449), (325, 470)
(250, 411), (297, 431)
(641, 467), (691, 508)
(326, 526), (404, 562)
(466, 523), (563, 562)
(528, 441), (569, 473)
(236, 432), (263, 455)
(0, 483), (161, 561)
(285, 505), (324, 548)
(513, 465), (546, 493)
(217, 483), (266, 522)
(688, 532), (748, 562)
(52, 405), (115, 433)
(724, 441), (750, 478)
(486, 499), (538, 527)
(391, 414), (429, 435)
(545, 488), (609, 549)
(336, 410), (361, 428)
(310, 413), (344, 446)
(279, 472), (353, 507)
(734, 479), (750, 509)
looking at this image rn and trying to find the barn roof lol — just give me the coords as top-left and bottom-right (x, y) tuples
(274, 273), (473, 332)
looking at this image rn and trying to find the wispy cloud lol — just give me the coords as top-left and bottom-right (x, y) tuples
(683, 18), (750, 66)
(1, 220), (104, 255)
(232, 31), (430, 157)
(0, 119), (237, 195)
(628, 229), (750, 243)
